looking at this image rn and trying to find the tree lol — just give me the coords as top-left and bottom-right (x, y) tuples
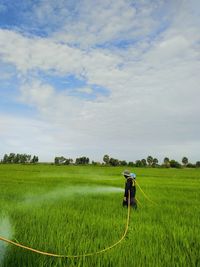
(54, 156), (66, 165)
(7, 153), (15, 163)
(182, 157), (188, 166)
(55, 157), (59, 165)
(135, 160), (142, 167)
(120, 160), (127, 166)
(152, 158), (159, 167)
(20, 154), (31, 163)
(75, 157), (90, 165)
(13, 154), (20, 163)
(147, 156), (153, 167)
(2, 154), (8, 163)
(31, 155), (39, 163)
(128, 161), (135, 167)
(27, 155), (31, 163)
(187, 163), (195, 168)
(109, 158), (119, 166)
(2, 153), (37, 164)
(103, 155), (110, 165)
(170, 160), (181, 168)
(141, 159), (147, 167)
(196, 161), (200, 168)
(60, 156), (67, 164)
(163, 157), (170, 167)
(64, 158), (73, 165)
(20, 154), (27, 163)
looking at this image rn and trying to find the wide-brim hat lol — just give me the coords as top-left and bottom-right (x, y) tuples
(122, 170), (131, 176)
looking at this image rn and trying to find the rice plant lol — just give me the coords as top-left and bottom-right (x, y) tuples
(0, 164), (200, 267)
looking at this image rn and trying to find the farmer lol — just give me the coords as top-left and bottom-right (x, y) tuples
(122, 170), (137, 209)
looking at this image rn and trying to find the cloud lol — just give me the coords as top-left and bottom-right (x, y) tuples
(13, 0), (158, 45)
(20, 80), (55, 108)
(0, 29), (121, 78)
(51, 0), (163, 48)
(0, 0), (200, 162)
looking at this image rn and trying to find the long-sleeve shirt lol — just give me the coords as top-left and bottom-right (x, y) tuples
(124, 178), (136, 198)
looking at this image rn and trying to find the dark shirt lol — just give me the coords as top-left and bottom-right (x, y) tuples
(124, 178), (136, 198)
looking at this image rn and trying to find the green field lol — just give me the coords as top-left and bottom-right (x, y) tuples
(0, 164), (200, 267)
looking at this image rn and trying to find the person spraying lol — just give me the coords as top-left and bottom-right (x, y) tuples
(122, 170), (137, 209)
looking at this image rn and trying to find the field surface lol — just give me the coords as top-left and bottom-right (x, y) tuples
(0, 164), (200, 267)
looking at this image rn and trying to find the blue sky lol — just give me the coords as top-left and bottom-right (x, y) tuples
(0, 0), (200, 162)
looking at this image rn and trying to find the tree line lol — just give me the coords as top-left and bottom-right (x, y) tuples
(102, 155), (200, 168)
(1, 153), (39, 164)
(54, 154), (200, 168)
(1, 153), (200, 168)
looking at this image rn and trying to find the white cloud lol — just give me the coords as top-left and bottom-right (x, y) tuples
(0, 0), (200, 162)
(20, 80), (54, 107)
(26, 0), (160, 46)
(0, 29), (121, 77)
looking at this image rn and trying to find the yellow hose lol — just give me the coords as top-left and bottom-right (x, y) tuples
(0, 191), (131, 258)
(136, 181), (158, 206)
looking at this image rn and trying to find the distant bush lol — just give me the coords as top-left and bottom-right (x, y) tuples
(196, 161), (200, 168)
(54, 156), (73, 165)
(120, 160), (128, 166)
(109, 158), (119, 166)
(169, 160), (182, 168)
(75, 157), (90, 165)
(91, 161), (101, 166)
(187, 163), (195, 168)
(161, 163), (170, 168)
(128, 162), (135, 167)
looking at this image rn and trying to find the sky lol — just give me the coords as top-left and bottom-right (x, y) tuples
(0, 0), (200, 163)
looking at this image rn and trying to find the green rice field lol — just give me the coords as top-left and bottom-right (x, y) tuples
(0, 164), (200, 267)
